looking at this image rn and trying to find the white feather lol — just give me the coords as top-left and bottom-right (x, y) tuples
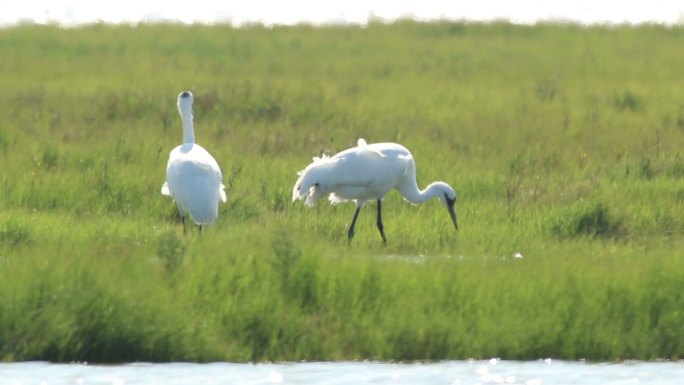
(291, 137), (459, 242)
(161, 91), (226, 227)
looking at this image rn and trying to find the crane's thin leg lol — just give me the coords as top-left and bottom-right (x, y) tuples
(348, 207), (362, 243)
(376, 199), (387, 244)
(199, 224), (203, 234)
(176, 206), (187, 235)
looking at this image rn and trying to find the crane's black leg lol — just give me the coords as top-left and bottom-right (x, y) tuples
(376, 199), (387, 244)
(199, 224), (203, 234)
(180, 214), (187, 235)
(348, 207), (362, 243)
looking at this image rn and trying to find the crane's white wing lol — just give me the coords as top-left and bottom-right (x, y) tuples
(163, 143), (226, 225)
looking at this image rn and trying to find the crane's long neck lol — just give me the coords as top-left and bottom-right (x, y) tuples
(397, 161), (444, 204)
(401, 180), (444, 204)
(179, 104), (195, 144)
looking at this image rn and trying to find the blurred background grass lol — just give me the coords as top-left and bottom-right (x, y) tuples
(0, 21), (683, 362)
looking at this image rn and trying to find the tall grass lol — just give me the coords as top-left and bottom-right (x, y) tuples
(0, 21), (683, 362)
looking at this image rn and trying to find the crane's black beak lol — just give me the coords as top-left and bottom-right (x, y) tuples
(446, 196), (459, 231)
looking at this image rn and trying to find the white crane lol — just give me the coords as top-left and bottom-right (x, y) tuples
(161, 91), (226, 233)
(292, 138), (458, 243)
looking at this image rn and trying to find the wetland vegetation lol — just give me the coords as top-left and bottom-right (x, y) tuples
(0, 21), (683, 362)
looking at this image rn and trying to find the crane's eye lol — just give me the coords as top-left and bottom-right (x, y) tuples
(181, 91), (191, 98)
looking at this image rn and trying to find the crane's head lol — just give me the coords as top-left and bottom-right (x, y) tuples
(177, 91), (194, 117)
(435, 183), (459, 231)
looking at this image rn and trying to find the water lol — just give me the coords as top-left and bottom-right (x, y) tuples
(2, 359), (683, 385)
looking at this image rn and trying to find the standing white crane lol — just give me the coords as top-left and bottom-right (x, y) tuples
(161, 91), (226, 233)
(292, 138), (458, 243)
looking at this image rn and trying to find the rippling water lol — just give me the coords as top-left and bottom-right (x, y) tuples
(2, 359), (683, 385)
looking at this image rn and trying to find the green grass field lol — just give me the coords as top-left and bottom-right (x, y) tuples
(0, 21), (683, 362)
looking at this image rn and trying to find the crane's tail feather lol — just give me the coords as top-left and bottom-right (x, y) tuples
(328, 193), (346, 205)
(292, 154), (338, 206)
(293, 159), (332, 206)
(219, 183), (227, 203)
(292, 173), (324, 206)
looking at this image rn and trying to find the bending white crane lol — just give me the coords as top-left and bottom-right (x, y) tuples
(161, 91), (226, 233)
(292, 138), (458, 243)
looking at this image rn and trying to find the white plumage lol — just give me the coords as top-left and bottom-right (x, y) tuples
(161, 91), (226, 232)
(292, 138), (458, 243)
